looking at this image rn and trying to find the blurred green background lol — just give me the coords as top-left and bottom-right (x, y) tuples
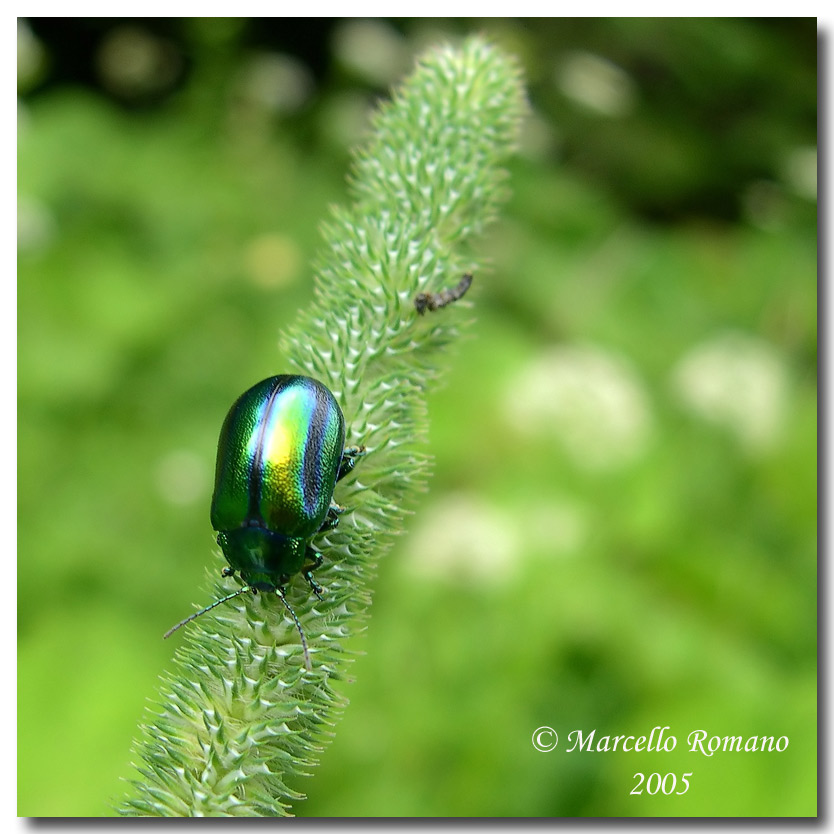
(18, 18), (816, 817)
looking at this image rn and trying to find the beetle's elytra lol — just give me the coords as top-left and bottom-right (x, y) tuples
(165, 374), (365, 671)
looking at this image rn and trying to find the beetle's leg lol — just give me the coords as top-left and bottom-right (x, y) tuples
(303, 548), (324, 599)
(337, 445), (366, 481)
(319, 500), (345, 532)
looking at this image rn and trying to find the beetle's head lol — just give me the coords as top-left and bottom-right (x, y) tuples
(216, 522), (306, 588)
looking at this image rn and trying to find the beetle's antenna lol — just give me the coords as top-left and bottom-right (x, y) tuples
(163, 586), (252, 639)
(276, 587), (312, 672)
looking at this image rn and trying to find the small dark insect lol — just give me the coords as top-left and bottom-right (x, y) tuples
(414, 273), (473, 315)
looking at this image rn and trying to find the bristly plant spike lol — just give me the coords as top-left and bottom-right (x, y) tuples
(119, 37), (526, 817)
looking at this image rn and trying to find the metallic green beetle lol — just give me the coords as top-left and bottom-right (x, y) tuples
(164, 375), (365, 670)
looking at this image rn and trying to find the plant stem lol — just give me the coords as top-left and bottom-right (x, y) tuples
(119, 36), (526, 817)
